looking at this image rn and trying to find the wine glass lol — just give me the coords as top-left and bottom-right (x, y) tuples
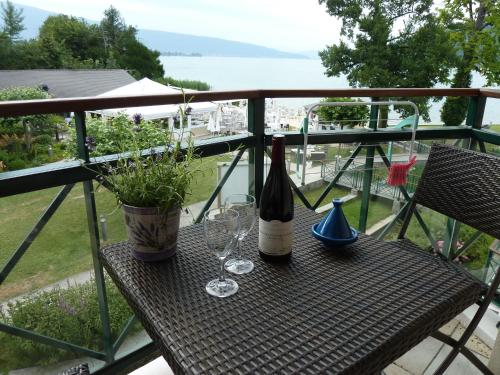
(203, 207), (240, 298)
(224, 194), (256, 274)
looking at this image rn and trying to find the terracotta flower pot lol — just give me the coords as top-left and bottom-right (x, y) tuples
(122, 204), (181, 261)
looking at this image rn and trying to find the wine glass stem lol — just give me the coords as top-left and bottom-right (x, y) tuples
(219, 257), (226, 283)
(237, 238), (242, 260)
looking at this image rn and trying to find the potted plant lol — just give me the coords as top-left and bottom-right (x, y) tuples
(98, 121), (197, 262)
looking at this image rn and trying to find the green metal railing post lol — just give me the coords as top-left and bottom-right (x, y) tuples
(442, 218), (460, 259)
(75, 111), (114, 363)
(443, 96), (487, 259)
(248, 98), (266, 206)
(358, 99), (379, 232)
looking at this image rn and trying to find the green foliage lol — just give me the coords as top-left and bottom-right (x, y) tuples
(114, 29), (164, 79)
(440, 0), (499, 125)
(73, 114), (198, 210)
(0, 277), (134, 371)
(1, 0), (24, 41)
(460, 225), (493, 270)
(316, 97), (369, 127)
(38, 15), (105, 67)
(440, 0), (499, 86)
(319, 0), (456, 121)
(100, 5), (125, 50)
(0, 4), (164, 78)
(98, 127), (198, 210)
(99, 6), (164, 79)
(441, 67), (472, 126)
(0, 86), (51, 136)
(0, 87), (67, 170)
(158, 76), (211, 91)
(65, 114), (173, 157)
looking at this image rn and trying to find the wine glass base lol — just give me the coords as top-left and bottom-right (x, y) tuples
(225, 258), (254, 274)
(206, 278), (238, 298)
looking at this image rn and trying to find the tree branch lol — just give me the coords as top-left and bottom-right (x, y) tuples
(389, 10), (417, 22)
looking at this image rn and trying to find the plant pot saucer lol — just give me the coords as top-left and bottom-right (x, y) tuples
(311, 223), (358, 248)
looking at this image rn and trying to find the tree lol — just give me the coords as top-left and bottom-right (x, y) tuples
(319, 0), (456, 123)
(115, 27), (164, 79)
(440, 0), (499, 125)
(0, 0), (24, 41)
(316, 98), (370, 129)
(100, 5), (125, 51)
(99, 7), (164, 79)
(39, 15), (105, 66)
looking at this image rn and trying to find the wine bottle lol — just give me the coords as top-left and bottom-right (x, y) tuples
(259, 134), (294, 261)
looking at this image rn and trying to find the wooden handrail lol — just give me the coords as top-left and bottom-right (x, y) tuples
(0, 87), (481, 117)
(480, 88), (500, 99)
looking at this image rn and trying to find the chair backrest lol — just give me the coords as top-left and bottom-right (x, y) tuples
(413, 143), (500, 239)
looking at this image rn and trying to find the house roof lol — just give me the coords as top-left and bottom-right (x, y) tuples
(0, 69), (136, 98)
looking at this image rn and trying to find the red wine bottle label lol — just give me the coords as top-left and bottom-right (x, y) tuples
(258, 218), (293, 256)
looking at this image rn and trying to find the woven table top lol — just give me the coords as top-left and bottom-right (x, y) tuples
(100, 206), (485, 375)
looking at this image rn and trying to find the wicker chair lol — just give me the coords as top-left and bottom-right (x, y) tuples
(397, 143), (500, 374)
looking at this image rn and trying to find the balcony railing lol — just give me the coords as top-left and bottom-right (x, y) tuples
(0, 88), (499, 374)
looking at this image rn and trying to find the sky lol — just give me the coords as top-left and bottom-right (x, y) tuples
(14, 0), (342, 53)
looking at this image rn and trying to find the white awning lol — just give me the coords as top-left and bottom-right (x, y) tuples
(93, 78), (217, 120)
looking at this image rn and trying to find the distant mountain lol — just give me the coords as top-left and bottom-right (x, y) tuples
(296, 50), (321, 59)
(137, 29), (306, 59)
(14, 2), (307, 59)
(15, 2), (53, 40)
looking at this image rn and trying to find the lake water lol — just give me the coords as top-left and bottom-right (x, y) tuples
(160, 56), (499, 124)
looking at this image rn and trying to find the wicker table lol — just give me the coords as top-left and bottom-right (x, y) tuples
(100, 206), (485, 374)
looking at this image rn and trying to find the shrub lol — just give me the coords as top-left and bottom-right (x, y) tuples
(33, 134), (53, 145)
(157, 76), (211, 91)
(6, 158), (26, 170)
(0, 87), (51, 137)
(65, 114), (176, 157)
(460, 225), (493, 271)
(0, 276), (136, 371)
(316, 97), (369, 128)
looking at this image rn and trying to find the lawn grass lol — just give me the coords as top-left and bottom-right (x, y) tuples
(0, 154), (233, 300)
(297, 183), (394, 229)
(384, 208), (493, 272)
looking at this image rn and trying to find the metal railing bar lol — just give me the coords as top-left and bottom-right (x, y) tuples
(0, 135), (255, 198)
(443, 219), (461, 259)
(289, 176), (313, 209)
(0, 183), (75, 284)
(454, 230), (483, 258)
(478, 140), (487, 153)
(311, 145), (363, 210)
(375, 145), (437, 249)
(194, 147), (247, 223)
(75, 111), (114, 364)
(263, 147), (312, 209)
(473, 129), (500, 146)
(0, 322), (107, 361)
(376, 200), (411, 240)
(0, 128), (471, 190)
(112, 314), (138, 355)
(413, 207), (438, 251)
(358, 101), (380, 232)
(270, 127), (471, 147)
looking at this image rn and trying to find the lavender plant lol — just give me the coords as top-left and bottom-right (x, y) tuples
(99, 127), (198, 211)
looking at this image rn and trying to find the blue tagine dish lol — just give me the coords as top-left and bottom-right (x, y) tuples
(312, 199), (358, 248)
